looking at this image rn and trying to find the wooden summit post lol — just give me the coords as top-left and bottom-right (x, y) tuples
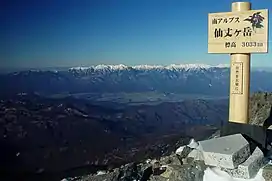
(229, 2), (251, 124)
(208, 2), (268, 124)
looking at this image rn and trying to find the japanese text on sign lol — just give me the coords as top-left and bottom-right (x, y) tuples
(231, 62), (243, 94)
(212, 17), (240, 24)
(214, 27), (252, 38)
(208, 9), (268, 54)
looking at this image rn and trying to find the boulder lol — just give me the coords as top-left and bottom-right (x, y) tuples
(222, 147), (265, 179)
(199, 134), (251, 169)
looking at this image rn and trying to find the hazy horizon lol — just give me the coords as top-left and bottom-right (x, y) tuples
(2, 63), (272, 73)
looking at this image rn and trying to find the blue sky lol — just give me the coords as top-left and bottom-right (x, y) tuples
(0, 0), (271, 68)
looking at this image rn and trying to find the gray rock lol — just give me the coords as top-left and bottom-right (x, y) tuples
(199, 134), (250, 169)
(149, 176), (169, 181)
(187, 147), (204, 161)
(160, 155), (181, 165)
(159, 153), (186, 166)
(80, 171), (118, 181)
(263, 164), (272, 181)
(176, 146), (194, 158)
(237, 147), (264, 179)
(222, 147), (265, 179)
(83, 162), (152, 181)
(150, 160), (207, 181)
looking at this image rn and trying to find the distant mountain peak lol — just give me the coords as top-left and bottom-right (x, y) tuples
(1, 63), (272, 96)
(69, 63), (229, 72)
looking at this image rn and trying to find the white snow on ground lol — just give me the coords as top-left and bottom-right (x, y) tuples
(175, 139), (200, 154)
(175, 146), (185, 154)
(96, 170), (107, 175)
(203, 167), (265, 181)
(187, 138), (199, 149)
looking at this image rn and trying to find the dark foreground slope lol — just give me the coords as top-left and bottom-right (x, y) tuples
(0, 94), (228, 181)
(2, 91), (271, 181)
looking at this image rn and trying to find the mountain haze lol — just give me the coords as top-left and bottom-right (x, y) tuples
(1, 64), (272, 96)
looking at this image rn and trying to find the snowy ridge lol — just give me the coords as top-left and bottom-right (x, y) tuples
(69, 63), (230, 72)
(2, 63), (272, 96)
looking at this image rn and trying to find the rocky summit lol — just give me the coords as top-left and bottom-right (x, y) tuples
(62, 133), (272, 181)
(72, 147), (207, 181)
(250, 92), (272, 128)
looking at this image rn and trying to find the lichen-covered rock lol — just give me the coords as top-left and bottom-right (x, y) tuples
(149, 176), (169, 181)
(80, 171), (118, 181)
(159, 155), (179, 165)
(263, 164), (272, 181)
(249, 92), (272, 128)
(81, 153), (207, 181)
(80, 162), (152, 181)
(222, 147), (265, 179)
(150, 160), (207, 181)
(159, 154), (184, 166)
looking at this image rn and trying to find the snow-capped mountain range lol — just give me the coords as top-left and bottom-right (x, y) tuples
(69, 63), (229, 71)
(0, 63), (271, 96)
